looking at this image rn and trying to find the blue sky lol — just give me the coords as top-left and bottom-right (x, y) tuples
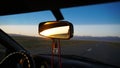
(0, 2), (120, 25)
(62, 2), (120, 25)
(0, 2), (120, 37)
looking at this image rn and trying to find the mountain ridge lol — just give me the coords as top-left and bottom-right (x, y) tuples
(72, 36), (120, 43)
(9, 34), (120, 43)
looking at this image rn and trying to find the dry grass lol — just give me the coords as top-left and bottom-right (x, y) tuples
(11, 36), (120, 67)
(11, 36), (120, 52)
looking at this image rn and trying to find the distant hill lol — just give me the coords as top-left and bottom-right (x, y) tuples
(9, 34), (49, 40)
(10, 34), (26, 36)
(71, 36), (120, 43)
(9, 34), (38, 37)
(9, 34), (120, 43)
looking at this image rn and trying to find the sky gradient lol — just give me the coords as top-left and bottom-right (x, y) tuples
(0, 2), (120, 37)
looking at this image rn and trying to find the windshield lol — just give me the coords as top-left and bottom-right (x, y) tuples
(0, 2), (120, 67)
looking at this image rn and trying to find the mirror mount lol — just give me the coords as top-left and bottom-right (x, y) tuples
(51, 9), (64, 21)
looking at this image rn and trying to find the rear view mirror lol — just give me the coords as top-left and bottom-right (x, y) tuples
(38, 21), (73, 39)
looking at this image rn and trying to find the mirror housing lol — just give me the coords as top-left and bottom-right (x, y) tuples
(38, 21), (73, 39)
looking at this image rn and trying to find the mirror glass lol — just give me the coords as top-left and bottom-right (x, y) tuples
(38, 21), (73, 39)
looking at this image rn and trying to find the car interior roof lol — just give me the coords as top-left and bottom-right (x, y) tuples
(0, 0), (119, 16)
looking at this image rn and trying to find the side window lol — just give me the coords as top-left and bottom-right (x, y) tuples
(0, 43), (6, 62)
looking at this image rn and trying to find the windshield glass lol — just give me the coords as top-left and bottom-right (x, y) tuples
(0, 2), (120, 67)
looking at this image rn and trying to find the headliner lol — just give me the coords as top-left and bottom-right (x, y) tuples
(0, 0), (119, 16)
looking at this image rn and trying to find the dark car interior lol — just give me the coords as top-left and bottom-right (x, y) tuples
(0, 0), (120, 68)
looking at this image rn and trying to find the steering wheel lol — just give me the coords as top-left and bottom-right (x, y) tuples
(0, 51), (35, 68)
